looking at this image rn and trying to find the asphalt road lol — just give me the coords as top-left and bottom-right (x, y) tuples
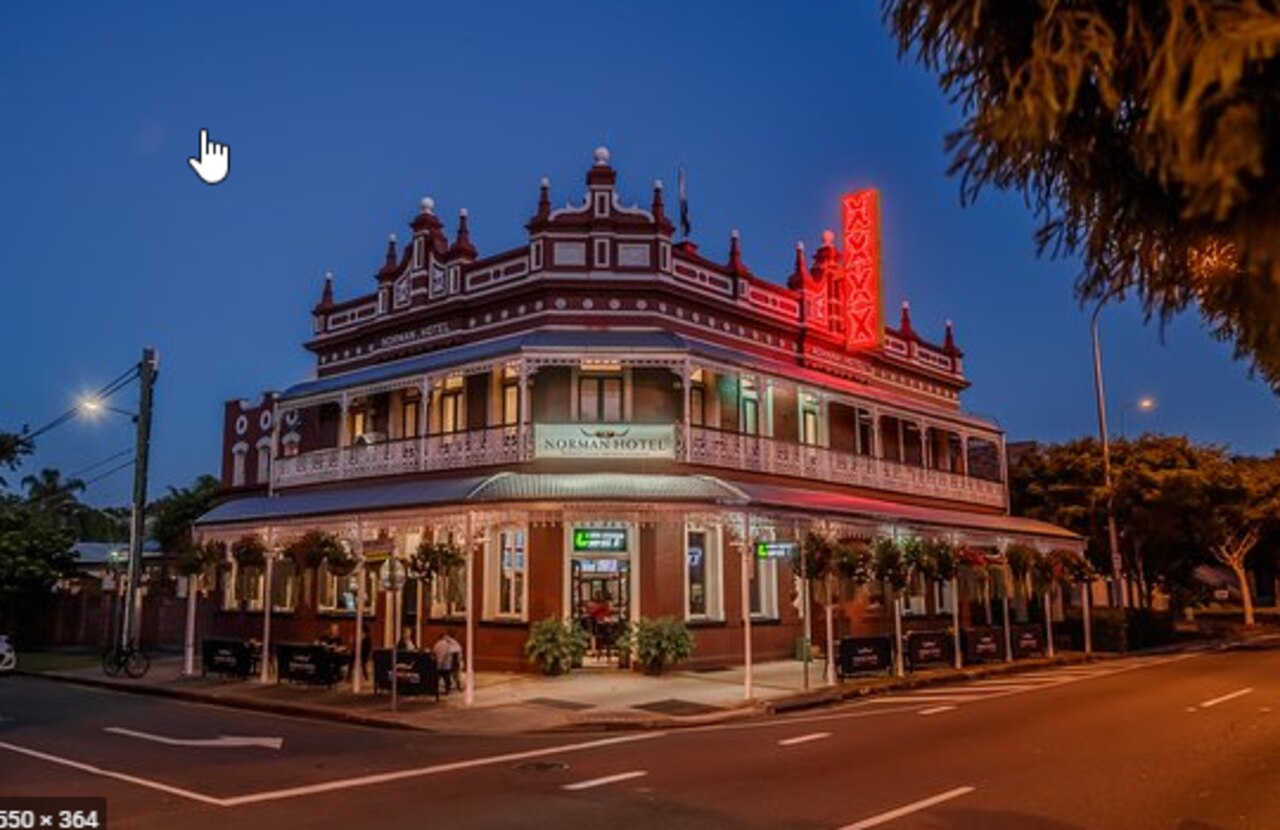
(1, 642), (1277, 829)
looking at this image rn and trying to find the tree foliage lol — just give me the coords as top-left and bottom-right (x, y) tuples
(0, 431), (32, 488)
(884, 0), (1280, 390)
(150, 475), (221, 553)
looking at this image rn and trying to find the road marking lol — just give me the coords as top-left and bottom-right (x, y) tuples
(104, 726), (283, 750)
(219, 732), (664, 806)
(561, 770), (648, 791)
(777, 732), (831, 746)
(918, 705), (955, 716)
(1198, 688), (1254, 709)
(838, 785), (976, 829)
(865, 695), (977, 705)
(0, 732), (664, 808)
(0, 740), (223, 805)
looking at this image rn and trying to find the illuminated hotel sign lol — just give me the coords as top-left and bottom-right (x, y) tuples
(534, 424), (675, 459)
(754, 541), (797, 560)
(573, 528), (628, 553)
(840, 189), (882, 350)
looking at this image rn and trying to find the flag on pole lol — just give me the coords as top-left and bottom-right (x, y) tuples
(678, 166), (691, 239)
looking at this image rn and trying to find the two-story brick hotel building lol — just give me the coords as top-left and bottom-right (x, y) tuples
(196, 147), (1079, 671)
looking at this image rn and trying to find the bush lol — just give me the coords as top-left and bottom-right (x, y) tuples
(620, 616), (694, 674)
(524, 617), (588, 676)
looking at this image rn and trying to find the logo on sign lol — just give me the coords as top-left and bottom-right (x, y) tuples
(573, 528), (627, 553)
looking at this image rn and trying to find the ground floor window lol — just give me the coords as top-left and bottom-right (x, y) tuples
(224, 562), (264, 611)
(271, 558), (297, 612)
(486, 526), (527, 620)
(429, 530), (467, 619)
(748, 555), (779, 619)
(685, 525), (723, 620)
(317, 564), (376, 614)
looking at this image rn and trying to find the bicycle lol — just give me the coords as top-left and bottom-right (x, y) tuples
(102, 642), (150, 678)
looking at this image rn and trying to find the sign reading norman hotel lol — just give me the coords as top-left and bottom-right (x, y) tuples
(534, 424), (676, 459)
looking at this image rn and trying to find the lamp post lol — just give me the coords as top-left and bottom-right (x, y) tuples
(1118, 396), (1157, 439)
(1089, 303), (1126, 609)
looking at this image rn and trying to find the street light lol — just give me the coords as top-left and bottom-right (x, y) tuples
(80, 397), (137, 421)
(1089, 300), (1127, 609)
(1119, 396), (1157, 439)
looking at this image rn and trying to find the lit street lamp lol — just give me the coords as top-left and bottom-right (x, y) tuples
(1119, 396), (1157, 439)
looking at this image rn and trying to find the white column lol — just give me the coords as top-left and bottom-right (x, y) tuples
(951, 574), (962, 670)
(353, 520), (365, 694)
(1002, 593), (1013, 664)
(518, 361), (531, 461)
(464, 511), (476, 707)
(892, 594), (905, 677)
(824, 589), (836, 686)
(1082, 580), (1093, 656)
(681, 358), (693, 463)
(1044, 588), (1056, 658)
(183, 572), (198, 677)
(259, 541), (275, 684)
(741, 527), (754, 701)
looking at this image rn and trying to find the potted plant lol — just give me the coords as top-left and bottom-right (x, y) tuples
(230, 534), (267, 569)
(324, 541), (358, 577)
(410, 538), (465, 607)
(524, 617), (589, 676)
(619, 616), (694, 675)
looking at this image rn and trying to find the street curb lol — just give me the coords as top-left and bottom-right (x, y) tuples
(14, 670), (433, 733)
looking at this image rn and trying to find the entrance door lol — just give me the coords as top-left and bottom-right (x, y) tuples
(571, 557), (631, 664)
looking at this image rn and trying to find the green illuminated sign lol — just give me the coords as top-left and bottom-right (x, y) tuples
(573, 528), (628, 552)
(755, 541), (796, 560)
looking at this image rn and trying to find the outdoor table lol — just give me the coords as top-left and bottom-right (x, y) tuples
(836, 636), (893, 678)
(372, 649), (439, 700)
(201, 638), (253, 678)
(275, 643), (345, 687)
(905, 629), (954, 670)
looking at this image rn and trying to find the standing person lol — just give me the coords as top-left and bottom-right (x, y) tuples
(433, 629), (462, 694)
(360, 623), (373, 681)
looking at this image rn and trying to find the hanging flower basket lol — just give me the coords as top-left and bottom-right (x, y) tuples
(231, 534), (267, 568)
(284, 529), (342, 570)
(176, 539), (225, 576)
(324, 543), (358, 577)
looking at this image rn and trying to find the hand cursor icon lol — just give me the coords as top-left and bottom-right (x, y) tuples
(188, 129), (230, 185)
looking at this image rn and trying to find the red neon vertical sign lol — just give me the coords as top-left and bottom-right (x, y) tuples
(840, 189), (882, 350)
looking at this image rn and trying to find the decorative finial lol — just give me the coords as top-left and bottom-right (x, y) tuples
(389, 232), (397, 243)
(459, 208), (468, 218)
(731, 229), (740, 239)
(593, 146), (610, 166)
(420, 196), (435, 214)
(654, 179), (663, 190)
(899, 300), (915, 338)
(540, 176), (551, 188)
(821, 229), (835, 246)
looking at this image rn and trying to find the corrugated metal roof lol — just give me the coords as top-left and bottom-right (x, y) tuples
(71, 541), (163, 564)
(732, 481), (1081, 541)
(196, 476), (491, 525)
(470, 472), (747, 503)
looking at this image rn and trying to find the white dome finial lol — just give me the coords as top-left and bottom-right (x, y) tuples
(821, 229), (835, 246)
(654, 178), (664, 190)
(388, 232), (397, 243)
(420, 196), (435, 214)
(540, 176), (550, 188)
(459, 207), (468, 218)
(593, 146), (610, 166)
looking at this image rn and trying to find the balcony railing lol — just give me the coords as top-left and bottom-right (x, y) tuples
(683, 425), (1006, 509)
(272, 427), (528, 489)
(271, 422), (1006, 509)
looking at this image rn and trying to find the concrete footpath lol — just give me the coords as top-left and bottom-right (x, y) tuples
(19, 649), (1111, 735)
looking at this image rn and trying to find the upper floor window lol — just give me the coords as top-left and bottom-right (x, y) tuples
(402, 395), (420, 439)
(689, 384), (706, 427)
(231, 445), (247, 487)
(580, 374), (623, 423)
(800, 393), (819, 446)
(856, 409), (875, 457)
(440, 376), (463, 434)
(740, 378), (759, 436)
(351, 409), (369, 441)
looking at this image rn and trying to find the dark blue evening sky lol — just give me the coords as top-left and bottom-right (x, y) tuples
(2, 2), (1275, 507)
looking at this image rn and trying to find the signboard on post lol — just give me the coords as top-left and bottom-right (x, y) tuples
(572, 528), (628, 553)
(754, 541), (796, 560)
(535, 424), (675, 459)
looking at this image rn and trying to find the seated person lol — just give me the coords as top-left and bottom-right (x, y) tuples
(316, 622), (345, 650)
(396, 625), (417, 652)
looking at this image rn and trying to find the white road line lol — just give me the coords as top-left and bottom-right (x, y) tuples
(838, 785), (976, 829)
(917, 706), (955, 716)
(0, 732), (665, 808)
(865, 695), (977, 705)
(1197, 688), (1254, 709)
(0, 741), (223, 805)
(561, 770), (648, 791)
(778, 732), (831, 746)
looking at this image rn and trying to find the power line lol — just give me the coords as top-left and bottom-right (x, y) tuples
(82, 459), (134, 488)
(20, 364), (139, 443)
(68, 448), (134, 479)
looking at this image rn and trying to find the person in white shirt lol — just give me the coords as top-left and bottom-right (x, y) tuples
(432, 630), (463, 693)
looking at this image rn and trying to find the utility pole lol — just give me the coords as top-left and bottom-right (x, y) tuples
(1090, 304), (1126, 609)
(121, 347), (157, 649)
